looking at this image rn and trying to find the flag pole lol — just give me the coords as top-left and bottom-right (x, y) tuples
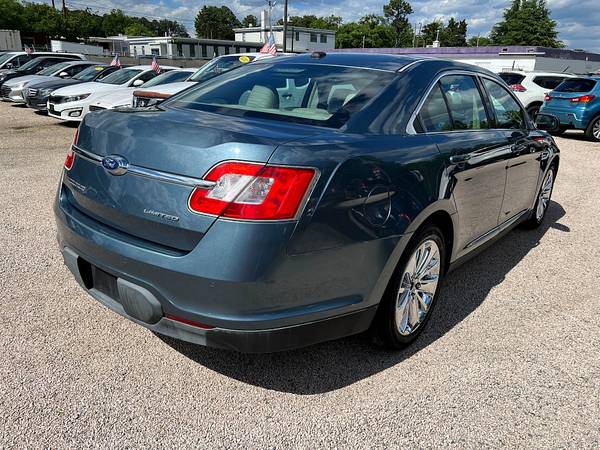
(283, 0), (288, 53)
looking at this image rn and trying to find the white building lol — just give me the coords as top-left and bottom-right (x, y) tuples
(51, 40), (106, 55)
(234, 25), (336, 52)
(127, 36), (262, 59)
(0, 30), (22, 51)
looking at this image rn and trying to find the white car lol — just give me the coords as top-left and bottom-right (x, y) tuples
(498, 71), (577, 118)
(0, 61), (98, 103)
(131, 53), (277, 108)
(88, 68), (196, 111)
(47, 64), (178, 122)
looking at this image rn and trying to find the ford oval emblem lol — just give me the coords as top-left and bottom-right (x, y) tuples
(101, 155), (129, 176)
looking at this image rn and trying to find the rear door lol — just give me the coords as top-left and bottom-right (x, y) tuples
(415, 74), (511, 254)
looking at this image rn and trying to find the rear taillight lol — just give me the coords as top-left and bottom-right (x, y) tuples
(189, 161), (317, 220)
(570, 95), (596, 103)
(544, 94), (553, 102)
(64, 128), (79, 170)
(510, 84), (527, 92)
(64, 148), (75, 170)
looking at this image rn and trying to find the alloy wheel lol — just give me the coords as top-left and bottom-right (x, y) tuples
(395, 239), (441, 336)
(536, 170), (554, 222)
(593, 119), (600, 140)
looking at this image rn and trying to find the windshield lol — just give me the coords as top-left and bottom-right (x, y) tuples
(98, 68), (142, 85)
(168, 63), (395, 128)
(555, 78), (597, 93)
(498, 73), (526, 85)
(73, 65), (107, 81)
(38, 62), (70, 76)
(142, 70), (191, 87)
(17, 58), (45, 71)
(189, 55), (256, 83)
(0, 53), (16, 66)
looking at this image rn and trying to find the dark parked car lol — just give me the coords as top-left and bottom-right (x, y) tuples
(0, 55), (85, 88)
(539, 76), (600, 141)
(55, 53), (560, 353)
(24, 64), (120, 111)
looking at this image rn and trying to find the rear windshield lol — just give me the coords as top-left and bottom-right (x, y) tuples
(498, 73), (525, 85)
(73, 65), (108, 81)
(167, 63), (395, 128)
(98, 68), (142, 85)
(555, 78), (597, 93)
(38, 62), (70, 76)
(188, 55), (256, 83)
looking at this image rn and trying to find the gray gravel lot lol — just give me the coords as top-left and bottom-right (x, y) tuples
(0, 102), (599, 448)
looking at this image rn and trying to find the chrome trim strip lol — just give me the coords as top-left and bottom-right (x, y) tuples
(71, 145), (216, 189)
(464, 209), (527, 250)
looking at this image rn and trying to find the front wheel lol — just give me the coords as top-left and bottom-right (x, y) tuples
(526, 104), (540, 121)
(375, 226), (446, 349)
(522, 167), (556, 229)
(584, 116), (600, 142)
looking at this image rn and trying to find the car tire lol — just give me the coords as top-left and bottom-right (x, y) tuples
(375, 225), (446, 349)
(526, 104), (541, 121)
(584, 116), (600, 142)
(522, 166), (556, 229)
(549, 126), (566, 136)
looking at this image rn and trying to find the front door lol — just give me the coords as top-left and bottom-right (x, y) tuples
(481, 78), (544, 221)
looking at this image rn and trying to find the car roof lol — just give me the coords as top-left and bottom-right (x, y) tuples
(5, 51), (84, 57)
(265, 52), (420, 71)
(499, 70), (576, 77)
(127, 65), (180, 70)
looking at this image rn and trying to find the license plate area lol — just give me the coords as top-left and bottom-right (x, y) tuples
(77, 257), (119, 300)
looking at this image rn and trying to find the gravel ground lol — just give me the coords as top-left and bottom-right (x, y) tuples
(0, 102), (599, 449)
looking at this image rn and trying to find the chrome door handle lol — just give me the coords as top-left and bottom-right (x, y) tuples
(450, 154), (472, 164)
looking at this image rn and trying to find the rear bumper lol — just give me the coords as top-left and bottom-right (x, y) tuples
(54, 179), (397, 352)
(60, 246), (376, 353)
(539, 106), (595, 129)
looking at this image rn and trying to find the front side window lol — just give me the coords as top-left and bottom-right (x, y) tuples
(439, 75), (489, 130)
(142, 70), (191, 87)
(73, 65), (108, 81)
(98, 69), (143, 85)
(167, 63), (395, 128)
(417, 83), (453, 133)
(482, 78), (525, 130)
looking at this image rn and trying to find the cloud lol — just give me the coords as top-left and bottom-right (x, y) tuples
(34, 0), (600, 52)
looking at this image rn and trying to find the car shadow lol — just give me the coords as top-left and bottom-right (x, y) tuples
(158, 201), (568, 394)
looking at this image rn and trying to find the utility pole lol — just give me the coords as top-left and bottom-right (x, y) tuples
(61, 0), (66, 18)
(51, 0), (55, 8)
(282, 0), (288, 53)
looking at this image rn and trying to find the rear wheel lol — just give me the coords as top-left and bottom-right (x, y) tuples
(375, 226), (446, 349)
(584, 116), (600, 142)
(522, 166), (556, 229)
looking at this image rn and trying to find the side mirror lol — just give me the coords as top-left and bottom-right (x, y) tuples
(535, 114), (560, 132)
(132, 79), (144, 87)
(58, 71), (69, 78)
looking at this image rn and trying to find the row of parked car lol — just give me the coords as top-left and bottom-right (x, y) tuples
(0, 50), (276, 122)
(1, 50), (599, 141)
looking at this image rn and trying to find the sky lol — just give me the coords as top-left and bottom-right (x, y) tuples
(51, 0), (600, 52)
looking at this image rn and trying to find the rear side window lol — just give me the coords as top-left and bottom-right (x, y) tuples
(532, 76), (566, 90)
(498, 73), (525, 85)
(482, 79), (525, 130)
(439, 75), (489, 130)
(555, 78), (597, 93)
(417, 84), (452, 132)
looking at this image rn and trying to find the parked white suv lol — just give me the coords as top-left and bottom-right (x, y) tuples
(498, 71), (576, 119)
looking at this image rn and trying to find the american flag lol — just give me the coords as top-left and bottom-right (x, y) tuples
(110, 53), (121, 68)
(151, 55), (161, 74)
(260, 33), (277, 56)
(24, 45), (33, 55)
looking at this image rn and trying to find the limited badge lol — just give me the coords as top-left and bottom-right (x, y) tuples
(239, 55), (250, 63)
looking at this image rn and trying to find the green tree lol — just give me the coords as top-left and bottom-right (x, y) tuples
(383, 0), (413, 46)
(421, 18), (468, 47)
(194, 6), (240, 40)
(278, 15), (342, 30)
(64, 9), (104, 40)
(0, 0), (25, 31)
(336, 15), (395, 49)
(102, 9), (132, 36)
(242, 14), (258, 27)
(468, 36), (493, 47)
(124, 22), (154, 37)
(21, 3), (63, 37)
(490, 0), (563, 47)
(150, 19), (189, 37)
